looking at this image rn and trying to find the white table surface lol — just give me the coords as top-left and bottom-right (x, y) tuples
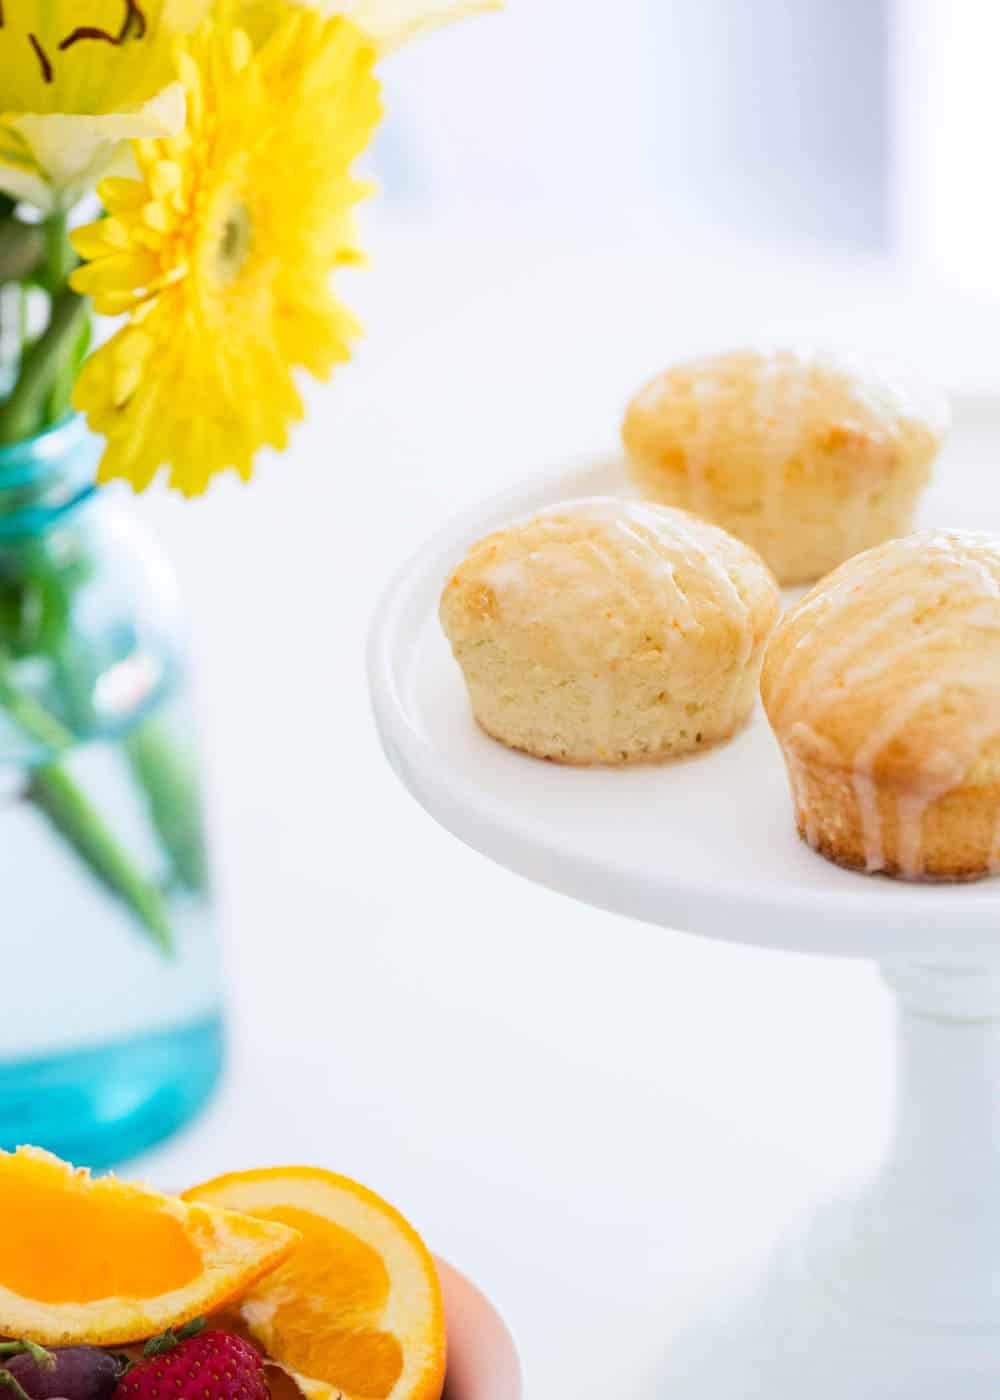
(127, 224), (1000, 1398)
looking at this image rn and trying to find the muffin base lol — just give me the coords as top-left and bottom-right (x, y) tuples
(474, 706), (753, 766)
(456, 640), (766, 767)
(782, 751), (1000, 882)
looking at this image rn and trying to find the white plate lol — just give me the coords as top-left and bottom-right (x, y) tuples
(369, 399), (1000, 963)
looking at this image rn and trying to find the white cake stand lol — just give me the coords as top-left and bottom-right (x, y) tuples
(368, 403), (1000, 1397)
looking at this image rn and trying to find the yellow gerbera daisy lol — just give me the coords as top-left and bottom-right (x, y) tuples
(233, 0), (501, 54)
(70, 12), (381, 494)
(0, 1), (207, 209)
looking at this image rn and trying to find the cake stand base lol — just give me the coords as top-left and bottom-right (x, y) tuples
(657, 1230), (1000, 1398)
(658, 963), (1000, 1398)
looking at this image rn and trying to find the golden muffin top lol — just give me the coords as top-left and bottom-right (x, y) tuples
(762, 530), (1000, 792)
(440, 496), (779, 671)
(622, 348), (950, 494)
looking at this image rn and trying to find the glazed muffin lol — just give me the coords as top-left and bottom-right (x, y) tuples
(622, 349), (949, 585)
(761, 531), (1000, 881)
(440, 497), (779, 765)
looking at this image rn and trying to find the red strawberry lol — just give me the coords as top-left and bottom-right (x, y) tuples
(114, 1328), (267, 1400)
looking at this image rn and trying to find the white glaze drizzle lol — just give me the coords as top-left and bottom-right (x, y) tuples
(769, 535), (999, 719)
(771, 531), (1000, 876)
(533, 497), (752, 642)
(850, 675), (958, 874)
(634, 350), (948, 566)
(751, 351), (808, 544)
(686, 378), (721, 515)
(476, 497), (757, 747)
(652, 511), (753, 663)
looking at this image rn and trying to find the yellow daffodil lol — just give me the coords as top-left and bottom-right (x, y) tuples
(0, 1), (209, 210)
(70, 13), (381, 494)
(231, 0), (501, 54)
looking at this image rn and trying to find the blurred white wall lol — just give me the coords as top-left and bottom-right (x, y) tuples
(371, 0), (890, 253)
(893, 0), (1000, 297)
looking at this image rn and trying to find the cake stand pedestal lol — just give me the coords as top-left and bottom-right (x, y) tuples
(654, 963), (1000, 1397)
(368, 438), (1000, 1397)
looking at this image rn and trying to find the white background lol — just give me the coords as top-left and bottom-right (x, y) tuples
(125, 5), (1000, 1395)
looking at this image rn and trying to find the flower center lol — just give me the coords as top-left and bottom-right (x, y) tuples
(214, 202), (253, 285)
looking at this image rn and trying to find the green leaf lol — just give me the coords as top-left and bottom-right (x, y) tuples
(143, 1317), (206, 1357)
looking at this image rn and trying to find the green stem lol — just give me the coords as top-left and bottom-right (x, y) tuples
(47, 295), (91, 427)
(0, 671), (75, 752)
(0, 1374), (34, 1400)
(0, 1342), (55, 1370)
(124, 720), (208, 894)
(0, 209), (83, 438)
(0, 657), (174, 955)
(0, 288), (86, 444)
(28, 763), (173, 956)
(44, 210), (72, 290)
(35, 572), (207, 899)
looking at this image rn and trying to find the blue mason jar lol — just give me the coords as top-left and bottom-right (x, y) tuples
(0, 416), (223, 1166)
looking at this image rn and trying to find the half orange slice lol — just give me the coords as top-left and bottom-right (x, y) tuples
(185, 1166), (447, 1400)
(0, 1147), (299, 1345)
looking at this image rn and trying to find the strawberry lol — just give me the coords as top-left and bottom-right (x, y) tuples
(114, 1326), (267, 1400)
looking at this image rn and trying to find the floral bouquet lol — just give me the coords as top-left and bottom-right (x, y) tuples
(0, 0), (495, 953)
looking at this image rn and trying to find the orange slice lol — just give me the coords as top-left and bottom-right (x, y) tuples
(184, 1167), (446, 1400)
(0, 1147), (299, 1345)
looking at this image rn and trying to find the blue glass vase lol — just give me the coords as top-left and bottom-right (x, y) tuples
(0, 416), (224, 1167)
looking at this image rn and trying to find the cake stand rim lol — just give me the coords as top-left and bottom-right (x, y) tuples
(368, 451), (1000, 964)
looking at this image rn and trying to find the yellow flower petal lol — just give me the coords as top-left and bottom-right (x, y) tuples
(74, 12), (380, 494)
(97, 176), (152, 214)
(71, 251), (163, 310)
(70, 218), (133, 260)
(167, 0), (216, 25)
(0, 0), (206, 209)
(142, 200), (172, 232)
(150, 161), (184, 200)
(0, 165), (53, 210)
(1, 84), (186, 211)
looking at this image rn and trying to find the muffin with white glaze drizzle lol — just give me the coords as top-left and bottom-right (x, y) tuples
(440, 497), (780, 765)
(622, 349), (950, 585)
(761, 530), (1000, 881)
